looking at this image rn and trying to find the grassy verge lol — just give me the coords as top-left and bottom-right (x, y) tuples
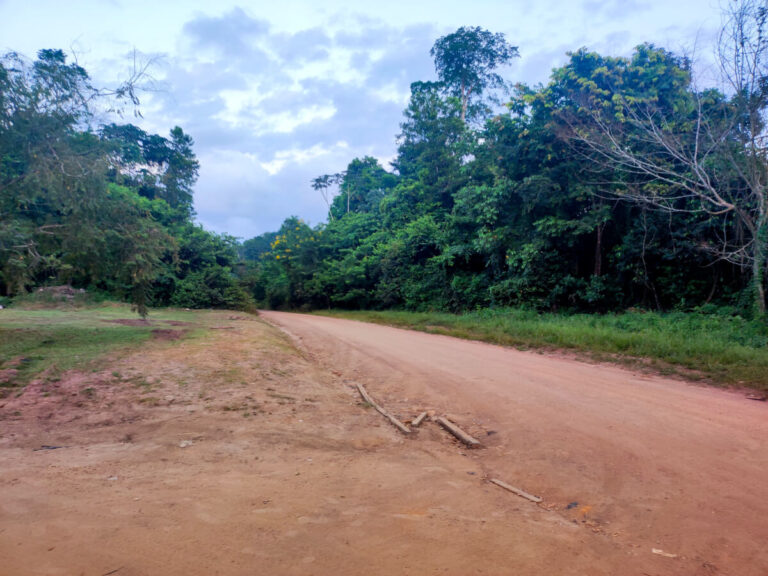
(0, 303), (203, 389)
(317, 308), (768, 392)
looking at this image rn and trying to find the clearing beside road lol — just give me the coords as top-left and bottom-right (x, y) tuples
(1, 308), (766, 575)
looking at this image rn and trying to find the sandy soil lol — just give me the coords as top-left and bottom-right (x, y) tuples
(1, 310), (766, 575)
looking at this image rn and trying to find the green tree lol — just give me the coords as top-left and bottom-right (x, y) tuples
(101, 123), (199, 220)
(0, 50), (169, 315)
(328, 156), (398, 220)
(430, 26), (519, 123)
(305, 212), (382, 309)
(163, 126), (199, 218)
(240, 231), (278, 261)
(264, 217), (320, 308)
(168, 225), (251, 309)
(552, 36), (768, 316)
(311, 172), (343, 219)
(392, 81), (467, 214)
(0, 49), (242, 316)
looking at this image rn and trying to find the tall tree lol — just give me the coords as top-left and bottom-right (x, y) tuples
(101, 123), (199, 219)
(328, 157), (397, 220)
(311, 172), (343, 219)
(393, 81), (467, 213)
(430, 26), (519, 123)
(163, 126), (199, 218)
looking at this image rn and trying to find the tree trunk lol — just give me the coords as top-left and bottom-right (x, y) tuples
(594, 223), (603, 277)
(752, 208), (767, 318)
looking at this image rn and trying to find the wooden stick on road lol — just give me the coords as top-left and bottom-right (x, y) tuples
(411, 411), (428, 428)
(489, 478), (542, 503)
(356, 383), (411, 435)
(435, 416), (482, 447)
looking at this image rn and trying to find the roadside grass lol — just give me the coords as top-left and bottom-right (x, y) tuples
(317, 308), (768, 392)
(0, 304), (204, 389)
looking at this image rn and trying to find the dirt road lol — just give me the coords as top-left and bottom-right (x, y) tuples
(2, 309), (766, 575)
(260, 311), (768, 575)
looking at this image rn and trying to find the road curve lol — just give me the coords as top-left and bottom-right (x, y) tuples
(260, 310), (768, 575)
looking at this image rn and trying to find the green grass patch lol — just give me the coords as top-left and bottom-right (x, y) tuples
(317, 308), (768, 392)
(0, 304), (201, 388)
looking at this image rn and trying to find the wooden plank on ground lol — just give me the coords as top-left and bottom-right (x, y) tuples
(356, 383), (411, 435)
(411, 411), (428, 428)
(489, 478), (542, 503)
(435, 416), (482, 447)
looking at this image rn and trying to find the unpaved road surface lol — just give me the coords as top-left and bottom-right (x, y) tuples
(261, 311), (768, 576)
(1, 310), (766, 575)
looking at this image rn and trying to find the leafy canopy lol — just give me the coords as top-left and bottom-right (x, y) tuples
(430, 26), (519, 122)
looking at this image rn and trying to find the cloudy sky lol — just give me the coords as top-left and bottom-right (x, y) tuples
(1, 0), (724, 239)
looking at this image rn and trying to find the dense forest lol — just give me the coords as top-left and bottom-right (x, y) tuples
(3, 1), (768, 319)
(242, 5), (768, 319)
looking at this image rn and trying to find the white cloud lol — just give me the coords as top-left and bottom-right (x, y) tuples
(260, 141), (348, 175)
(265, 104), (338, 135)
